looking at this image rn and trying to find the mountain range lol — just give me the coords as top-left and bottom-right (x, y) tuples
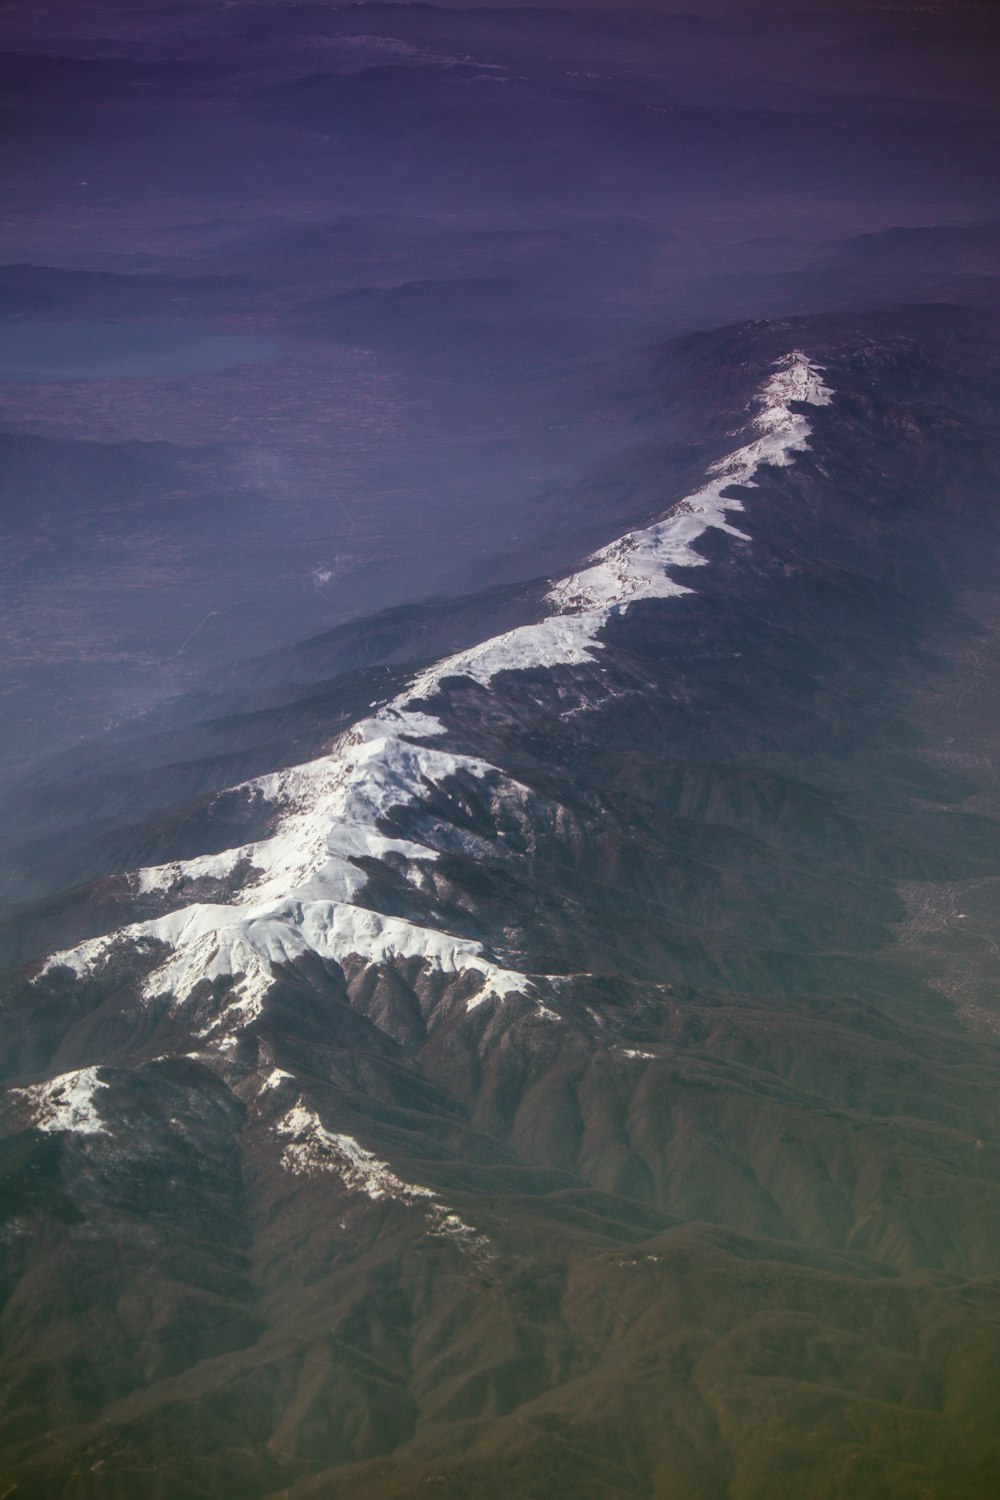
(3, 1), (1000, 1494)
(4, 309), (1000, 1497)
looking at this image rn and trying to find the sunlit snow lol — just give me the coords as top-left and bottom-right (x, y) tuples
(274, 1102), (492, 1255)
(11, 1067), (109, 1135)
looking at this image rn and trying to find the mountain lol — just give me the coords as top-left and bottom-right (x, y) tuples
(4, 0), (1000, 1494)
(3, 310), (1000, 1497)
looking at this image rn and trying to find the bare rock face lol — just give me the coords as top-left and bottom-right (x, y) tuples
(2, 317), (1000, 1498)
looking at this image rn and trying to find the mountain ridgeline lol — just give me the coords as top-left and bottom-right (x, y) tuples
(3, 311), (1000, 1498)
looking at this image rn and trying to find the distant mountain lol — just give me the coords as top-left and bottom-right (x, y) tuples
(3, 311), (1000, 1498)
(0, 263), (260, 321)
(669, 223), (1000, 329)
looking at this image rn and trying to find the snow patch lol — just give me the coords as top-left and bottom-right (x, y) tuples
(275, 1104), (434, 1200)
(37, 932), (117, 980)
(261, 1068), (294, 1092)
(426, 1206), (493, 1257)
(274, 1104), (492, 1257)
(535, 1003), (561, 1022)
(11, 1067), (108, 1136)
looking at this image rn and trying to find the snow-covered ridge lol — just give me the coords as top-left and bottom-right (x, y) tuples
(416, 352), (831, 690)
(276, 1103), (435, 1199)
(35, 354), (830, 1041)
(10, 1067), (108, 1136)
(274, 1102), (492, 1255)
(548, 356), (829, 615)
(38, 708), (534, 1026)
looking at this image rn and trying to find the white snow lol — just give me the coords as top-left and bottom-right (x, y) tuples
(425, 1205), (493, 1257)
(11, 1067), (108, 1135)
(133, 709), (493, 920)
(414, 354), (829, 687)
(547, 352), (831, 618)
(534, 1004), (561, 1022)
(34, 355), (830, 1043)
(410, 612), (604, 697)
(38, 932), (118, 980)
(274, 1103), (492, 1256)
(38, 707), (532, 1025)
(275, 1104), (434, 1200)
(260, 1068), (294, 1092)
